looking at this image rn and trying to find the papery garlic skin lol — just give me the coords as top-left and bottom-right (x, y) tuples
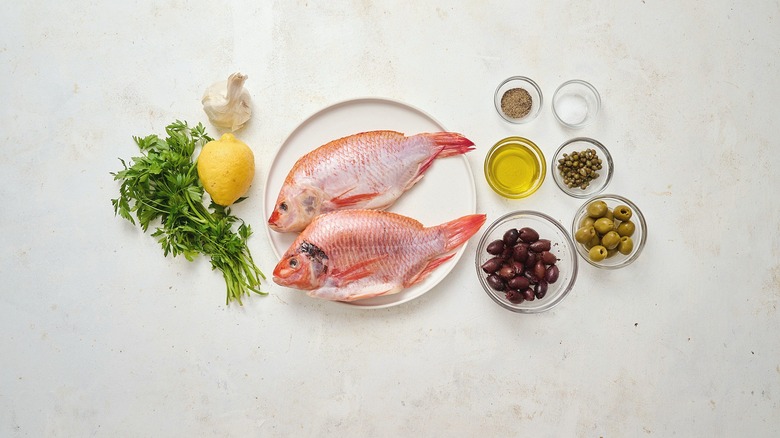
(202, 72), (252, 131)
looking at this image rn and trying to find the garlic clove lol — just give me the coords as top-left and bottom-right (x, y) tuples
(202, 72), (252, 131)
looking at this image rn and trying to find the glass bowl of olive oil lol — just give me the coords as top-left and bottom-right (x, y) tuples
(484, 137), (546, 199)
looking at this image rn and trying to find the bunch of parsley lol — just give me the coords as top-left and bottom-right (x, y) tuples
(111, 120), (266, 305)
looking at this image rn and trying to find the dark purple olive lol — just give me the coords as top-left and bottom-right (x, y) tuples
(511, 261), (525, 275)
(540, 250), (557, 265)
(512, 243), (529, 262)
(523, 270), (538, 285)
(497, 264), (515, 280)
(533, 260), (547, 281)
(503, 228), (519, 246)
(508, 276), (530, 290)
(480, 257), (503, 274)
(519, 227), (539, 243)
(522, 288), (535, 301)
(530, 239), (551, 253)
(534, 281), (548, 299)
(500, 246), (512, 260)
(505, 289), (523, 304)
(486, 239), (505, 255)
(524, 252), (537, 269)
(545, 265), (560, 284)
(486, 274), (506, 291)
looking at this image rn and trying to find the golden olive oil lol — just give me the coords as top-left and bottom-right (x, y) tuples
(484, 137), (545, 198)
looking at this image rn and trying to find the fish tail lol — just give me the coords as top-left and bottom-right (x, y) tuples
(438, 214), (487, 252)
(415, 132), (475, 177)
(428, 132), (475, 157)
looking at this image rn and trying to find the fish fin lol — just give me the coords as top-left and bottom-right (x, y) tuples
(439, 214), (487, 252)
(330, 256), (386, 283)
(331, 190), (380, 208)
(404, 254), (455, 287)
(338, 284), (404, 302)
(414, 132), (476, 178)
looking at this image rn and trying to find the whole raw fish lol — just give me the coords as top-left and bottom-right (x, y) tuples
(272, 209), (486, 302)
(268, 130), (474, 233)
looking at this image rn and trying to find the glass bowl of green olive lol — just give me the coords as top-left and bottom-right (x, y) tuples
(571, 194), (647, 269)
(551, 137), (613, 198)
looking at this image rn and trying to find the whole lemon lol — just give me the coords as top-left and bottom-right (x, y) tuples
(197, 133), (255, 206)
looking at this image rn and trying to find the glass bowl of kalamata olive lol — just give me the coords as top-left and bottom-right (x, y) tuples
(475, 210), (578, 313)
(572, 194), (647, 269)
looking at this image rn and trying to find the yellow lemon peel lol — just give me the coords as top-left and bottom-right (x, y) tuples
(197, 133), (255, 206)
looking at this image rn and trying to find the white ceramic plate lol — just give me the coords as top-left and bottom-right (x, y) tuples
(263, 97), (477, 309)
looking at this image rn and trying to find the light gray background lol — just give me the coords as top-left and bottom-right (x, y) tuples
(2, 1), (778, 436)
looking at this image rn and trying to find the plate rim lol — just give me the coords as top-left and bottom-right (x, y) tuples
(261, 96), (477, 309)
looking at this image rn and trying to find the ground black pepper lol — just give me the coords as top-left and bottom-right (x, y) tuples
(500, 88), (533, 119)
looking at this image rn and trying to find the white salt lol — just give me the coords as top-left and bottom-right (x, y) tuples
(556, 93), (588, 125)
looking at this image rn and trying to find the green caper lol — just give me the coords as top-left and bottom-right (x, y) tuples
(616, 220), (636, 237)
(601, 231), (621, 250)
(588, 245), (608, 262)
(618, 236), (634, 255)
(593, 217), (615, 234)
(580, 216), (596, 229)
(557, 148), (603, 190)
(613, 205), (633, 221)
(587, 200), (608, 218)
(574, 226), (596, 244)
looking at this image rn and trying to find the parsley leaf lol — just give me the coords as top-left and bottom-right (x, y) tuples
(111, 120), (266, 305)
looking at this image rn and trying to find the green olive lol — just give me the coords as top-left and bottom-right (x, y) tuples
(588, 245), (608, 262)
(601, 231), (621, 250)
(574, 226), (596, 244)
(616, 220), (636, 237)
(613, 205), (633, 221)
(584, 234), (601, 250)
(604, 208), (614, 221)
(587, 200), (609, 218)
(593, 217), (615, 235)
(606, 248), (619, 258)
(618, 236), (634, 255)
(580, 216), (596, 229)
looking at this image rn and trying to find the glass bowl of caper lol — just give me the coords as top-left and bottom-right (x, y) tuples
(551, 137), (614, 198)
(476, 210), (578, 313)
(572, 194), (647, 269)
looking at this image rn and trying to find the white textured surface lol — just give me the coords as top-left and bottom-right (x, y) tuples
(1, 1), (779, 436)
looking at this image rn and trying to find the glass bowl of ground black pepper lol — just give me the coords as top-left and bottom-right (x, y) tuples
(551, 137), (614, 198)
(494, 76), (543, 124)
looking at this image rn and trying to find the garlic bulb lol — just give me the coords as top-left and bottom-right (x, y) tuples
(202, 72), (252, 131)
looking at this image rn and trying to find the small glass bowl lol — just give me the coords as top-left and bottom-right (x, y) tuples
(572, 194), (647, 269)
(551, 137), (614, 198)
(475, 210), (578, 313)
(484, 136), (546, 199)
(494, 76), (543, 124)
(552, 79), (601, 128)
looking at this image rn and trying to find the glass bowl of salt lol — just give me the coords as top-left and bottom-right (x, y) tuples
(552, 79), (601, 129)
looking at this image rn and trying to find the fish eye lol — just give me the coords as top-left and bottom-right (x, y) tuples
(288, 257), (298, 268)
(279, 202), (288, 212)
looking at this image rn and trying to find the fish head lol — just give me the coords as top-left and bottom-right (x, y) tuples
(272, 240), (329, 289)
(268, 186), (323, 232)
